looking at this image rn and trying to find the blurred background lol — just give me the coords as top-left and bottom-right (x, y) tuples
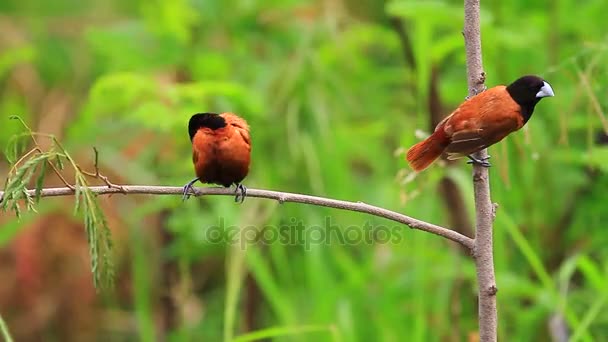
(0, 0), (607, 341)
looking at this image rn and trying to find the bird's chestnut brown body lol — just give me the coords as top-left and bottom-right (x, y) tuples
(188, 112), (251, 187)
(406, 75), (554, 171)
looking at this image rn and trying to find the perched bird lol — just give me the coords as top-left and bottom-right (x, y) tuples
(183, 112), (251, 202)
(406, 75), (554, 172)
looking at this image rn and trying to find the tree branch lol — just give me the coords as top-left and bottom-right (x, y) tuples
(0, 185), (474, 250)
(463, 0), (497, 341)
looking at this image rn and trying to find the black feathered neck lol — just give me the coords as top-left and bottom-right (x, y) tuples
(188, 113), (227, 141)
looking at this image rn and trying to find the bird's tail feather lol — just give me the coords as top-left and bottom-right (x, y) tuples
(406, 131), (449, 172)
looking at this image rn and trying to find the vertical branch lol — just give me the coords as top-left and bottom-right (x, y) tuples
(463, 0), (498, 341)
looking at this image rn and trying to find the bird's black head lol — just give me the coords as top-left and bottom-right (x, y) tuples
(506, 75), (554, 124)
(188, 113), (227, 141)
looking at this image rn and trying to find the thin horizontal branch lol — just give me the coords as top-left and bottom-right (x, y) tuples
(0, 185), (474, 250)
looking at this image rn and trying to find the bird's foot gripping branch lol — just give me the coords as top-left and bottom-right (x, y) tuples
(1, 116), (116, 290)
(467, 155), (492, 167)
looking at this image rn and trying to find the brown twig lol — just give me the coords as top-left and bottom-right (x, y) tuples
(463, 0), (497, 341)
(0, 185), (474, 250)
(79, 147), (126, 192)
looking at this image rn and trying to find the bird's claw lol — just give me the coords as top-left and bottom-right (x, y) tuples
(467, 155), (492, 168)
(234, 183), (247, 203)
(182, 186), (192, 201)
(182, 178), (199, 201)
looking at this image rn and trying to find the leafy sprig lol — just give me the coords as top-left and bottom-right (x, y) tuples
(1, 116), (119, 289)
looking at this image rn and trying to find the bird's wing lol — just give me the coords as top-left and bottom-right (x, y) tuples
(221, 112), (251, 147)
(442, 86), (523, 159)
(192, 149), (199, 164)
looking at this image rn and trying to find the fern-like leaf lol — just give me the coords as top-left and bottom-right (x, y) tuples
(34, 160), (47, 203)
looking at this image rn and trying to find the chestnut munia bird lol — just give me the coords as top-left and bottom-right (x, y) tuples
(406, 75), (554, 172)
(183, 112), (251, 202)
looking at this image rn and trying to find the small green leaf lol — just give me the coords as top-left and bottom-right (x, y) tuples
(22, 188), (35, 213)
(11, 201), (21, 219)
(73, 173), (115, 289)
(4, 134), (29, 164)
(8, 144), (18, 164)
(55, 155), (65, 170)
(74, 183), (81, 214)
(34, 161), (47, 203)
(14, 153), (46, 188)
(0, 311), (14, 342)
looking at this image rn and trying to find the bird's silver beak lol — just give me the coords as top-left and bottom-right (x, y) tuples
(536, 81), (554, 98)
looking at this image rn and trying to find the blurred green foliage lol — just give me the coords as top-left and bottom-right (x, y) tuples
(1, 0), (608, 341)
